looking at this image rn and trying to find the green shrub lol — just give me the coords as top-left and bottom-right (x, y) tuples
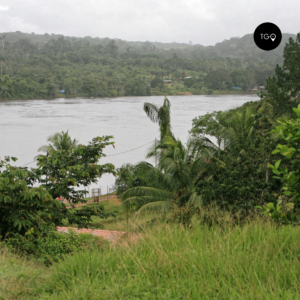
(0, 157), (65, 240)
(270, 103), (300, 210)
(5, 229), (105, 266)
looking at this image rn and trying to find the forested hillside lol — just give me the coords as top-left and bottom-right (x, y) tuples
(0, 31), (296, 99)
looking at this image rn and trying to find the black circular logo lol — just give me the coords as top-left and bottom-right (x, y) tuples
(254, 22), (282, 51)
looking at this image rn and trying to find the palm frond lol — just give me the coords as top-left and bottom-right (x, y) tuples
(144, 97), (174, 140)
(187, 192), (203, 208)
(121, 186), (174, 203)
(143, 102), (160, 123)
(37, 131), (78, 156)
(136, 200), (175, 215)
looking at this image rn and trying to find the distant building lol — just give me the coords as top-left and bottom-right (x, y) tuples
(163, 80), (172, 84)
(258, 86), (265, 90)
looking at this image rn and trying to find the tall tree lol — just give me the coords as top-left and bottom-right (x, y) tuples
(261, 33), (300, 117)
(35, 136), (116, 210)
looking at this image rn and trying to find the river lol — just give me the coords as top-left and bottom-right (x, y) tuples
(0, 94), (259, 194)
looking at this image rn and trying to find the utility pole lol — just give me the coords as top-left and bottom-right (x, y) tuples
(155, 137), (157, 168)
(126, 184), (129, 237)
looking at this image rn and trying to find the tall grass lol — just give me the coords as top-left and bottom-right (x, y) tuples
(37, 217), (300, 300)
(0, 247), (45, 300)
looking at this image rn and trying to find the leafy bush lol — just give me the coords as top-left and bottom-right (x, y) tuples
(261, 103), (300, 226)
(270, 104), (300, 209)
(0, 157), (64, 239)
(0, 156), (115, 241)
(114, 163), (149, 196)
(0, 136), (116, 260)
(5, 229), (104, 266)
(197, 154), (280, 212)
(256, 202), (299, 226)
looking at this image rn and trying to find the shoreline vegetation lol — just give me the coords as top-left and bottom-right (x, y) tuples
(0, 90), (258, 101)
(0, 31), (285, 101)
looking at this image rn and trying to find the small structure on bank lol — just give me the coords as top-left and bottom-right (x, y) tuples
(57, 196), (68, 204)
(92, 188), (102, 202)
(163, 80), (172, 84)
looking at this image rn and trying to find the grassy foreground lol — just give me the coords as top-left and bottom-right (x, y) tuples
(1, 216), (300, 299)
(0, 247), (46, 299)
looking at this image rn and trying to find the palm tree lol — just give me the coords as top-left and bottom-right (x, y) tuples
(123, 98), (260, 215)
(37, 130), (78, 156)
(121, 136), (208, 214)
(121, 96), (222, 214)
(191, 104), (258, 164)
(223, 105), (256, 155)
(144, 96), (174, 141)
(144, 96), (178, 166)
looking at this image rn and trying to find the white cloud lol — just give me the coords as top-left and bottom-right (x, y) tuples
(0, 5), (9, 11)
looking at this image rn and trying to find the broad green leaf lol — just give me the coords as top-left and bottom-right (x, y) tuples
(272, 149), (280, 154)
(275, 160), (281, 169)
(266, 203), (275, 210)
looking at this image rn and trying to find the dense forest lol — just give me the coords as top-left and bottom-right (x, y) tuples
(0, 31), (296, 99)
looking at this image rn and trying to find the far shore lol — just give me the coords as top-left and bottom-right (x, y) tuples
(0, 91), (259, 101)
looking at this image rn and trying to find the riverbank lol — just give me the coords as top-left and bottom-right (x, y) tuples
(0, 90), (258, 101)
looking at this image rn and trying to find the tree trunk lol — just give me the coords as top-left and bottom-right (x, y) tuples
(266, 158), (269, 183)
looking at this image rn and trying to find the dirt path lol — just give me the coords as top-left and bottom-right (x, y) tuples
(57, 226), (126, 241)
(56, 226), (139, 242)
(58, 195), (137, 242)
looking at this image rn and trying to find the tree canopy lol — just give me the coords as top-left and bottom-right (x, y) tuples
(0, 31), (290, 100)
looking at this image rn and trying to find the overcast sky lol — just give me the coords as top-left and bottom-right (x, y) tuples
(0, 0), (298, 45)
